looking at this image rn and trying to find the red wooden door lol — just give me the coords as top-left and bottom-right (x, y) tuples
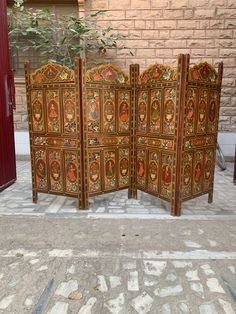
(0, 0), (16, 191)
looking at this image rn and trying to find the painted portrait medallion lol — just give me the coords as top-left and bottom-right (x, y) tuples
(209, 100), (216, 122)
(183, 164), (191, 186)
(90, 161), (99, 183)
(137, 159), (145, 177)
(120, 157), (129, 176)
(205, 160), (211, 180)
(88, 99), (99, 122)
(151, 100), (160, 123)
(152, 66), (162, 79)
(105, 160), (115, 179)
(66, 162), (77, 183)
(162, 164), (172, 186)
(138, 102), (147, 122)
(101, 67), (118, 82)
(199, 100), (206, 122)
(186, 100), (194, 122)
(149, 161), (158, 182)
(36, 159), (46, 179)
(104, 100), (115, 122)
(33, 100), (42, 122)
(48, 100), (59, 120)
(194, 162), (202, 182)
(65, 100), (75, 122)
(50, 160), (61, 181)
(119, 101), (129, 122)
(164, 100), (174, 123)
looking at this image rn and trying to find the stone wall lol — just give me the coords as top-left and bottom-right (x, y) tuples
(14, 0), (236, 132)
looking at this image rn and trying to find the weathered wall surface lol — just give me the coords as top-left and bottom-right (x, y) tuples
(14, 0), (236, 133)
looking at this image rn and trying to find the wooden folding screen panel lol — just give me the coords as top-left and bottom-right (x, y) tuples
(85, 64), (136, 197)
(25, 61), (87, 208)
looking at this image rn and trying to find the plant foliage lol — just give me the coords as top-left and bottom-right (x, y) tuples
(8, 0), (131, 68)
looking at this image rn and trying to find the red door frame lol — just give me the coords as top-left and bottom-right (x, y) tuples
(0, 0), (16, 191)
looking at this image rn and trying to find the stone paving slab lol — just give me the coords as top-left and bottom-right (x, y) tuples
(0, 161), (235, 217)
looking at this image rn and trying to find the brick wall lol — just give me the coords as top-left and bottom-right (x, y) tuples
(14, 0), (236, 132)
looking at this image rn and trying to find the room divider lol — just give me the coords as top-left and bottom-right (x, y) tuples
(25, 54), (223, 216)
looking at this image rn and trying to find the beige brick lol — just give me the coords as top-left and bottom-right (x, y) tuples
(213, 58), (236, 67)
(142, 10), (162, 19)
(155, 48), (173, 58)
(90, 0), (108, 10)
(165, 39), (187, 48)
(149, 40), (165, 48)
(142, 30), (159, 39)
(199, 20), (210, 29)
(195, 9), (215, 19)
(136, 49), (156, 57)
(215, 39), (235, 47)
(184, 9), (194, 19)
(222, 78), (236, 86)
(170, 0), (188, 8)
(189, 0), (209, 7)
(177, 20), (199, 29)
(159, 30), (170, 39)
(209, 0), (225, 5)
(187, 39), (215, 48)
(154, 20), (177, 29)
(170, 30), (194, 39)
(110, 20), (135, 29)
(162, 58), (178, 67)
(225, 19), (236, 29)
(173, 49), (190, 57)
(205, 49), (219, 57)
(128, 30), (142, 39)
(209, 20), (224, 28)
(194, 30), (206, 38)
(206, 30), (233, 38)
(131, 0), (150, 9)
(216, 9), (236, 18)
(220, 49), (236, 57)
(164, 9), (184, 19)
(126, 10), (142, 19)
(134, 20), (145, 29)
(223, 67), (236, 78)
(190, 49), (205, 57)
(146, 21), (154, 29)
(126, 58), (146, 67)
(151, 0), (169, 8)
(117, 48), (136, 57)
(109, 0), (130, 9)
(100, 10), (125, 20)
(228, 0), (236, 7)
(125, 39), (149, 48)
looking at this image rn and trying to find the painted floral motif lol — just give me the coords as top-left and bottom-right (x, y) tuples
(182, 153), (193, 198)
(137, 149), (146, 188)
(185, 88), (197, 135)
(31, 90), (44, 132)
(103, 90), (116, 132)
(140, 64), (177, 84)
(86, 64), (129, 85)
(87, 89), (100, 133)
(160, 154), (173, 199)
(88, 151), (101, 193)
(150, 89), (162, 133)
(203, 150), (214, 191)
(104, 150), (116, 190)
(65, 152), (78, 194)
(193, 151), (204, 194)
(208, 90), (218, 133)
(35, 150), (47, 190)
(148, 151), (159, 193)
(46, 90), (60, 133)
(189, 62), (218, 83)
(119, 148), (129, 187)
(63, 89), (77, 134)
(30, 63), (74, 84)
(118, 91), (130, 132)
(197, 89), (208, 133)
(49, 150), (63, 192)
(163, 88), (176, 135)
(137, 91), (148, 133)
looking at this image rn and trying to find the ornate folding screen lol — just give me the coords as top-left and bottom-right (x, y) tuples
(25, 54), (223, 216)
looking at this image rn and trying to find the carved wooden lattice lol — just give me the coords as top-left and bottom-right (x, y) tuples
(25, 55), (223, 215)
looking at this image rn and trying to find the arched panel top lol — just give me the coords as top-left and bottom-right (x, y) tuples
(86, 64), (129, 85)
(189, 62), (218, 83)
(30, 63), (75, 84)
(139, 64), (177, 84)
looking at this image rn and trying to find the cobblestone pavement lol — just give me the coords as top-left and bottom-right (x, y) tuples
(0, 161), (235, 217)
(0, 216), (236, 313)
